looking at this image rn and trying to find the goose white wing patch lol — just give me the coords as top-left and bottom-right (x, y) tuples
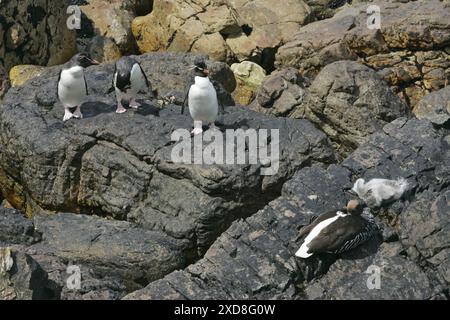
(295, 213), (342, 258)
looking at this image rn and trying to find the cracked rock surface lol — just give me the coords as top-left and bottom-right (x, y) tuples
(0, 52), (337, 299)
(124, 117), (449, 300)
(275, 0), (450, 107)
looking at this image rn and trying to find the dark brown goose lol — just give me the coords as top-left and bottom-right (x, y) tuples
(295, 200), (378, 258)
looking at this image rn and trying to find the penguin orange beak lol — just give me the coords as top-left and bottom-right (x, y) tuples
(203, 69), (209, 76)
(90, 59), (100, 65)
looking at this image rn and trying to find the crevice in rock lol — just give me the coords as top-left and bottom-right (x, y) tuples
(241, 24), (253, 37)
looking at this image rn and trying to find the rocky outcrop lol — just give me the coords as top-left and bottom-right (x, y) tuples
(0, 62), (9, 100)
(31, 212), (186, 289)
(76, 0), (155, 62)
(414, 86), (450, 126)
(0, 52), (335, 268)
(124, 117), (449, 300)
(131, 0), (313, 69)
(0, 207), (41, 246)
(231, 61), (266, 106)
(0, 0), (77, 70)
(251, 61), (408, 157)
(249, 67), (309, 117)
(0, 208), (133, 300)
(275, 0), (450, 107)
(8, 65), (46, 87)
(0, 247), (53, 300)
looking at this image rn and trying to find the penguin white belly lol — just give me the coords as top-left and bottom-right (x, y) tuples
(129, 63), (147, 96)
(58, 67), (87, 108)
(189, 76), (218, 124)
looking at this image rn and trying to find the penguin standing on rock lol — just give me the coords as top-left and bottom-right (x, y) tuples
(295, 200), (378, 258)
(58, 53), (99, 122)
(181, 57), (222, 135)
(112, 56), (151, 114)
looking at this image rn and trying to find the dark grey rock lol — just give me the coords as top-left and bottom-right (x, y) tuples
(305, 242), (437, 299)
(0, 248), (53, 300)
(31, 212), (186, 290)
(414, 86), (450, 126)
(296, 61), (408, 157)
(0, 0), (77, 69)
(0, 207), (41, 246)
(0, 62), (10, 100)
(249, 61), (408, 158)
(398, 189), (450, 290)
(125, 118), (449, 300)
(249, 68), (309, 117)
(0, 52), (335, 262)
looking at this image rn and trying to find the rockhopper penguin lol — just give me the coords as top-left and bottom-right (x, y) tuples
(112, 56), (151, 114)
(295, 200), (378, 258)
(181, 57), (221, 135)
(58, 53), (99, 122)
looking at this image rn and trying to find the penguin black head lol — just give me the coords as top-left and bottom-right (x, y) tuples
(192, 58), (209, 77)
(346, 199), (364, 215)
(70, 53), (100, 68)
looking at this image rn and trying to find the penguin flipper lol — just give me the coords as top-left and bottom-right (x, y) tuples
(84, 73), (89, 96)
(57, 70), (62, 100)
(139, 63), (150, 91)
(212, 79), (226, 114)
(108, 63), (117, 94)
(181, 75), (194, 115)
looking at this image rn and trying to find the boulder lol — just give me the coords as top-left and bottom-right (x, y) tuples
(79, 0), (137, 54)
(398, 190), (450, 291)
(0, 207), (41, 246)
(252, 61), (408, 157)
(301, 61), (408, 156)
(25, 250), (128, 300)
(249, 67), (309, 117)
(31, 212), (186, 289)
(124, 117), (449, 300)
(131, 0), (313, 69)
(0, 0), (77, 70)
(305, 242), (438, 299)
(231, 61), (266, 106)
(414, 86), (450, 126)
(85, 36), (123, 64)
(0, 248), (52, 300)
(276, 0), (450, 107)
(0, 52), (335, 265)
(9, 65), (46, 87)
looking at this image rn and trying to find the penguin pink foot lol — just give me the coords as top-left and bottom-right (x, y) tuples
(63, 107), (74, 122)
(191, 127), (203, 135)
(72, 106), (83, 119)
(191, 121), (203, 135)
(130, 98), (141, 109)
(116, 101), (127, 114)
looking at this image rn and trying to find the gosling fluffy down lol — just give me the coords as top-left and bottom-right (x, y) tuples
(352, 177), (409, 207)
